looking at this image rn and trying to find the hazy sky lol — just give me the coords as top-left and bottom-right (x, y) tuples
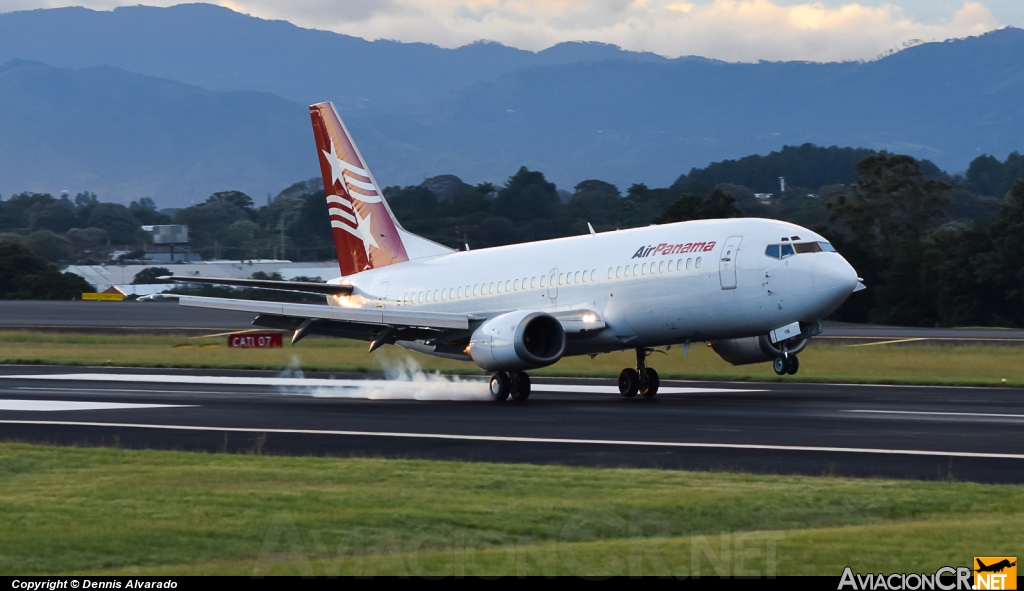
(3, 1), (1021, 61)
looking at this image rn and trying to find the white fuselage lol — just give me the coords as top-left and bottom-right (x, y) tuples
(326, 218), (858, 356)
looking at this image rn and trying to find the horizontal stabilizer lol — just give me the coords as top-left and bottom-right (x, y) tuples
(160, 276), (353, 296)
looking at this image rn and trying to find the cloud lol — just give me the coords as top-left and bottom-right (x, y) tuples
(2, 1), (1005, 61)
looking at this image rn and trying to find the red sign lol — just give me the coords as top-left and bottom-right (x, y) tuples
(228, 332), (283, 348)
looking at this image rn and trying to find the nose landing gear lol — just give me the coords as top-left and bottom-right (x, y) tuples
(773, 355), (800, 375)
(619, 348), (660, 398)
(489, 371), (532, 402)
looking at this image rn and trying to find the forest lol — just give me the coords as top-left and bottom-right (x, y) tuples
(0, 145), (1022, 327)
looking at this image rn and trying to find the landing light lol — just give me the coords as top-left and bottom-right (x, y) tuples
(582, 313), (598, 323)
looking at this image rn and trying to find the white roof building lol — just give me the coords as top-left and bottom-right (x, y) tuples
(65, 261), (340, 292)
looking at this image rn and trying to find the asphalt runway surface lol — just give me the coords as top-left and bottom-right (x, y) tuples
(2, 365), (1023, 483)
(3, 301), (1024, 344)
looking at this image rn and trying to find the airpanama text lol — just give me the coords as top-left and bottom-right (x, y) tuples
(632, 241), (716, 259)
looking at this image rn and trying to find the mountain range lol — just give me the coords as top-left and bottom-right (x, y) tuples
(0, 4), (1022, 206)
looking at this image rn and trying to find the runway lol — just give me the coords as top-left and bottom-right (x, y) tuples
(2, 365), (1023, 483)
(4, 301), (1024, 344)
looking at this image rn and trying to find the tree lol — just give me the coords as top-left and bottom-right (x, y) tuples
(23, 230), (74, 263)
(132, 267), (173, 284)
(73, 191), (98, 210)
(207, 191), (255, 211)
(26, 199), (77, 233)
(0, 239), (93, 299)
(492, 167), (560, 223)
(87, 203), (142, 245)
(656, 188), (742, 224)
(828, 154), (952, 325)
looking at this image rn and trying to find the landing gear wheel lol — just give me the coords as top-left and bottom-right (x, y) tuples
(618, 368), (640, 398)
(640, 368), (660, 398)
(489, 372), (510, 402)
(510, 371), (531, 402)
(773, 357), (787, 376)
(786, 355), (800, 375)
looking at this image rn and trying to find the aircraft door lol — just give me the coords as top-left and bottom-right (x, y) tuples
(719, 236), (743, 290)
(547, 268), (559, 300)
(377, 281), (390, 308)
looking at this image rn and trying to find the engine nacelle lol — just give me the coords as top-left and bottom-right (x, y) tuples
(710, 335), (808, 366)
(467, 310), (566, 371)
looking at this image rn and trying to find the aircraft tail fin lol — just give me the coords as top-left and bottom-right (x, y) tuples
(309, 102), (411, 276)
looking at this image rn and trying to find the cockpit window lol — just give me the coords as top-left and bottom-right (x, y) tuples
(793, 242), (823, 254)
(767, 241), (837, 259)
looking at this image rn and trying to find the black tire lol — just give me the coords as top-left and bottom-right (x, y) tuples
(640, 368), (660, 398)
(786, 355), (800, 375)
(510, 371), (531, 402)
(618, 368), (640, 397)
(773, 357), (787, 376)
(489, 372), (510, 402)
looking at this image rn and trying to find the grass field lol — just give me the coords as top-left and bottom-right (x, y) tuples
(0, 330), (1022, 386)
(0, 443), (1021, 576)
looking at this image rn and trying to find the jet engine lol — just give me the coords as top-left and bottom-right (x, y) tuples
(710, 334), (808, 366)
(467, 311), (566, 371)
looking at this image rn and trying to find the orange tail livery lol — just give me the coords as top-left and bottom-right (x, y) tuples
(310, 102), (411, 276)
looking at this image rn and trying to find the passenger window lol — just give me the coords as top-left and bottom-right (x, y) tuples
(633, 264), (639, 276)
(765, 244), (781, 259)
(608, 268), (614, 279)
(643, 263), (650, 275)
(668, 260), (675, 272)
(497, 282), (503, 293)
(531, 277), (537, 288)
(457, 287), (463, 298)
(780, 244), (795, 258)
(616, 266), (623, 278)
(558, 273), (565, 285)
(686, 258), (693, 270)
(489, 283), (495, 294)
(696, 257), (702, 269)
(591, 269), (597, 281)
(624, 266), (631, 278)
(513, 279), (520, 291)
(540, 276), (546, 288)
(658, 261), (665, 273)
(505, 280), (511, 291)
(472, 285), (479, 296)
(574, 271), (580, 283)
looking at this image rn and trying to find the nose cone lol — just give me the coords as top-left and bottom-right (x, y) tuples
(812, 254), (859, 313)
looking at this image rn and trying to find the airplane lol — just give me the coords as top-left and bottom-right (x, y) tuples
(976, 559), (1016, 573)
(164, 101), (863, 402)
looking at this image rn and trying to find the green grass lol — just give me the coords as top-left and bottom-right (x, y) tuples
(0, 444), (1020, 576)
(1, 330), (1023, 386)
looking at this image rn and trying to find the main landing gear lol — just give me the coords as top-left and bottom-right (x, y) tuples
(773, 354), (800, 376)
(489, 371), (531, 402)
(618, 348), (660, 398)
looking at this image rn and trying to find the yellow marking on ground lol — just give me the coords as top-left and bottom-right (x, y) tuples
(847, 338), (929, 347)
(186, 328), (266, 340)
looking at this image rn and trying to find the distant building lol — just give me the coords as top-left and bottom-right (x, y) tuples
(754, 193), (774, 202)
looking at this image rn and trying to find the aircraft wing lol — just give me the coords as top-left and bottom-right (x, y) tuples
(160, 276), (353, 296)
(177, 295), (480, 350)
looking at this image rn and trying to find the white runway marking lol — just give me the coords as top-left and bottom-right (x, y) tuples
(1, 419), (1022, 460)
(0, 374), (764, 395)
(845, 409), (1024, 419)
(0, 400), (192, 412)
